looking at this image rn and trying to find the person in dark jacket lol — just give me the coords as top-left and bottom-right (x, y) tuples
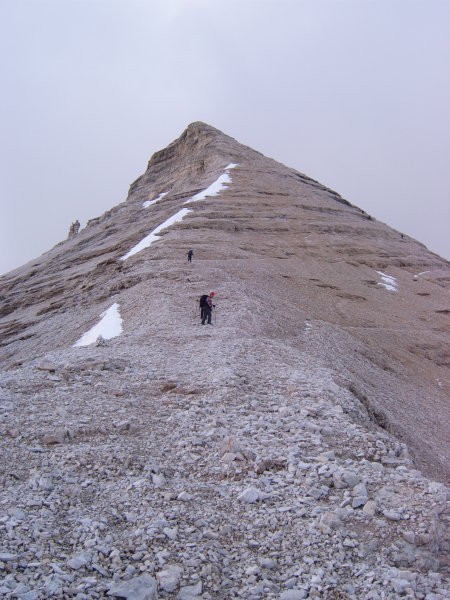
(186, 249), (193, 262)
(200, 292), (215, 325)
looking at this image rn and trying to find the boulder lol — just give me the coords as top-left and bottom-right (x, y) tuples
(109, 574), (158, 599)
(156, 565), (182, 593)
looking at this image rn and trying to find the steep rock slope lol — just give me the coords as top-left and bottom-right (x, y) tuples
(1, 122), (448, 480)
(0, 122), (449, 598)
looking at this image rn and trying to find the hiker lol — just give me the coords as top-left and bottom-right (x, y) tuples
(199, 291), (215, 325)
(186, 249), (193, 262)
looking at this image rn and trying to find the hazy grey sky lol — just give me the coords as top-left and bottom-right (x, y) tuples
(1, 0), (449, 275)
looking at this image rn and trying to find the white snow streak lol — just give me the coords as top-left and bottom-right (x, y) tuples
(121, 208), (191, 260)
(376, 271), (398, 292)
(185, 163), (238, 204)
(122, 163), (237, 260)
(74, 303), (123, 347)
(143, 192), (168, 208)
(187, 173), (232, 203)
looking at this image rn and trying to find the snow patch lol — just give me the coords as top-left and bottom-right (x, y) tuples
(143, 192), (168, 208)
(187, 173), (232, 203)
(123, 163), (237, 259)
(74, 303), (123, 347)
(185, 163), (238, 204)
(376, 271), (398, 292)
(121, 208), (191, 260)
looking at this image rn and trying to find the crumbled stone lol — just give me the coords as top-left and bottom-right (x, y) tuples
(0, 179), (449, 600)
(67, 552), (90, 570)
(178, 580), (203, 599)
(383, 510), (402, 521)
(177, 491), (193, 502)
(259, 557), (277, 570)
(109, 574), (158, 599)
(238, 487), (260, 503)
(363, 500), (377, 516)
(280, 590), (308, 600)
(156, 565), (182, 592)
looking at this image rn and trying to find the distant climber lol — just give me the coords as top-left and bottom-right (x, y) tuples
(186, 249), (193, 262)
(67, 220), (80, 239)
(199, 291), (215, 325)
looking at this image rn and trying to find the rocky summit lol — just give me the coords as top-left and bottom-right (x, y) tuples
(0, 122), (449, 599)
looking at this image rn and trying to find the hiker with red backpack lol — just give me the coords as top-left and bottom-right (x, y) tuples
(199, 292), (215, 325)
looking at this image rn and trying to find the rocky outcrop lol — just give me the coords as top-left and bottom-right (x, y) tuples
(0, 122), (448, 597)
(67, 219), (80, 239)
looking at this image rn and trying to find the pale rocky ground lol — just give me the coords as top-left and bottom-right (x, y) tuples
(0, 123), (449, 598)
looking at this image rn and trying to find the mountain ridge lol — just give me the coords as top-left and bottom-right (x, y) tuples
(0, 123), (449, 597)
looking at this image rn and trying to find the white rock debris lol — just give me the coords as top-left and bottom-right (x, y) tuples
(0, 340), (448, 599)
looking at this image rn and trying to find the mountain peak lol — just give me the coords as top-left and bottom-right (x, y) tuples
(130, 123), (248, 204)
(185, 120), (224, 135)
(147, 121), (241, 166)
(0, 123), (449, 594)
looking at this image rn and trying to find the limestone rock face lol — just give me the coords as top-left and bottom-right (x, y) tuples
(0, 122), (448, 597)
(67, 219), (80, 239)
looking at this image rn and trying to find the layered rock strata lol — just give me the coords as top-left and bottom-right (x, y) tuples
(0, 122), (449, 598)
